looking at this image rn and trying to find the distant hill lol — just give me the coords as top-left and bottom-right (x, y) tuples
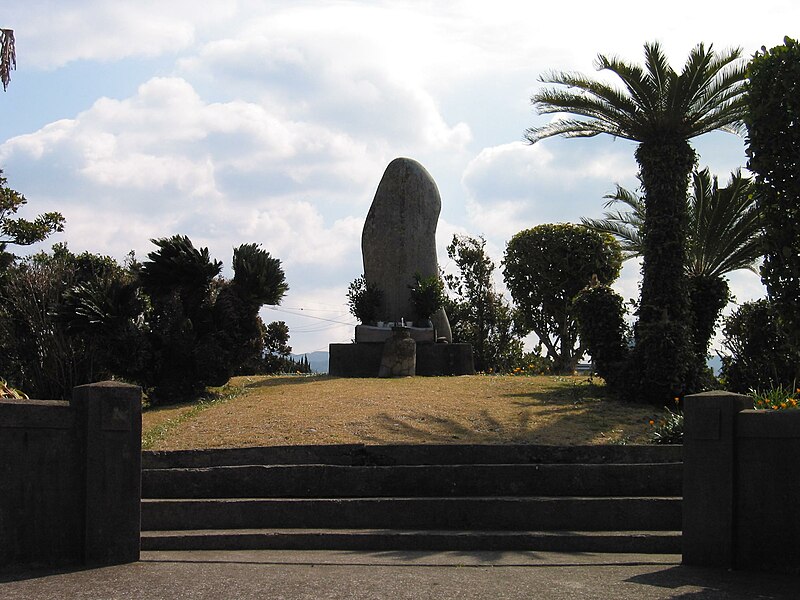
(291, 351), (329, 374)
(708, 354), (723, 376)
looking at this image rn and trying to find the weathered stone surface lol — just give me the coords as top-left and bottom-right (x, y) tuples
(362, 157), (451, 341)
(378, 327), (416, 377)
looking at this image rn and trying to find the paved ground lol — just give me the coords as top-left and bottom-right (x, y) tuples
(1, 550), (798, 599)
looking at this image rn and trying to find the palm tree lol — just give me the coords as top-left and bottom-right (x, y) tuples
(1, 29), (15, 92)
(527, 41), (747, 400)
(583, 168), (762, 362)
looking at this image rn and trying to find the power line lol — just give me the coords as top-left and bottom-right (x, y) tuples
(265, 305), (356, 327)
(275, 304), (350, 313)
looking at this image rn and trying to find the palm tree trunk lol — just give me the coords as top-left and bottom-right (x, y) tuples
(631, 140), (696, 402)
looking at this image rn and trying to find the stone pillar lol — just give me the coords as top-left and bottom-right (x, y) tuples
(379, 327), (416, 377)
(682, 390), (751, 568)
(72, 381), (142, 565)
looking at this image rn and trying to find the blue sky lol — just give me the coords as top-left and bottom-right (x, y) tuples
(1, 1), (793, 355)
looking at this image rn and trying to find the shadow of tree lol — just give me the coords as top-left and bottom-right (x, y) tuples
(350, 381), (653, 445)
(236, 375), (331, 390)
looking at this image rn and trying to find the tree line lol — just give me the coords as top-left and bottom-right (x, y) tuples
(0, 189), (299, 403)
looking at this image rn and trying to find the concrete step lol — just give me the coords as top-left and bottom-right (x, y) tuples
(143, 463), (682, 499)
(143, 444), (682, 469)
(140, 528), (682, 554)
(142, 496), (681, 532)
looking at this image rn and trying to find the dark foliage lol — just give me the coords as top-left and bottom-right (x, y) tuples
(408, 273), (445, 323)
(0, 245), (133, 399)
(745, 37), (800, 380)
(573, 284), (629, 391)
(444, 234), (524, 373)
(721, 300), (796, 393)
(236, 320), (311, 375)
(346, 275), (383, 324)
(0, 168), (65, 267)
(136, 237), (288, 402)
(503, 224), (622, 374)
(1, 236), (289, 403)
(582, 168), (762, 373)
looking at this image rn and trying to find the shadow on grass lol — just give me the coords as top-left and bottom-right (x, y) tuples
(500, 377), (609, 404)
(357, 404), (647, 446)
(236, 374), (331, 390)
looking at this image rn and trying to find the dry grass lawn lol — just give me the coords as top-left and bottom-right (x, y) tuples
(141, 374), (664, 450)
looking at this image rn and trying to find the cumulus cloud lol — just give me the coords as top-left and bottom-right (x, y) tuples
(460, 139), (638, 239)
(178, 26), (473, 156)
(6, 1), (237, 68)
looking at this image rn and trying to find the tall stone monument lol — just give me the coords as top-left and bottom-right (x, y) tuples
(327, 157), (473, 377)
(361, 157), (452, 340)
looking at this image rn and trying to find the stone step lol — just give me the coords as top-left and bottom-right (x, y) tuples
(142, 443), (682, 469)
(140, 528), (682, 554)
(142, 497), (681, 532)
(143, 463), (682, 499)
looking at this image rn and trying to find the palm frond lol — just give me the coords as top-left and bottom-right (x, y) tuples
(525, 118), (622, 143)
(582, 184), (645, 259)
(527, 40), (748, 144)
(642, 41), (675, 111)
(594, 54), (653, 113)
(581, 215), (642, 259)
(685, 169), (763, 277)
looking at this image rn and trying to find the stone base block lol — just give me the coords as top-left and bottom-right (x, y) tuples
(329, 343), (474, 377)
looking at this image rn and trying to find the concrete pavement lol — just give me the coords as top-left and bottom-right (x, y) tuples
(1, 550), (798, 599)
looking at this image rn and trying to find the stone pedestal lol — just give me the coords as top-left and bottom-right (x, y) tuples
(329, 341), (475, 378)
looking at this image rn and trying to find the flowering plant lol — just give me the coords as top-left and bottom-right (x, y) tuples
(750, 384), (800, 410)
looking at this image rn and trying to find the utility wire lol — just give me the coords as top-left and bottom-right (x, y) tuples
(265, 305), (356, 327)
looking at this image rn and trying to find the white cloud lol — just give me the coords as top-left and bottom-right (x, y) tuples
(460, 139), (638, 239)
(178, 27), (473, 155)
(7, 1), (237, 68)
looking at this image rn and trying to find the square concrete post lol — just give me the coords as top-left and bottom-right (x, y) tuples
(72, 381), (142, 565)
(682, 390), (751, 568)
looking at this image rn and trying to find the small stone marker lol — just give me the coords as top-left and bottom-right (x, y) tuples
(378, 327), (416, 377)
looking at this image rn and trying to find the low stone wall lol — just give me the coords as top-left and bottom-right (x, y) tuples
(734, 409), (800, 573)
(682, 391), (800, 573)
(0, 382), (142, 567)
